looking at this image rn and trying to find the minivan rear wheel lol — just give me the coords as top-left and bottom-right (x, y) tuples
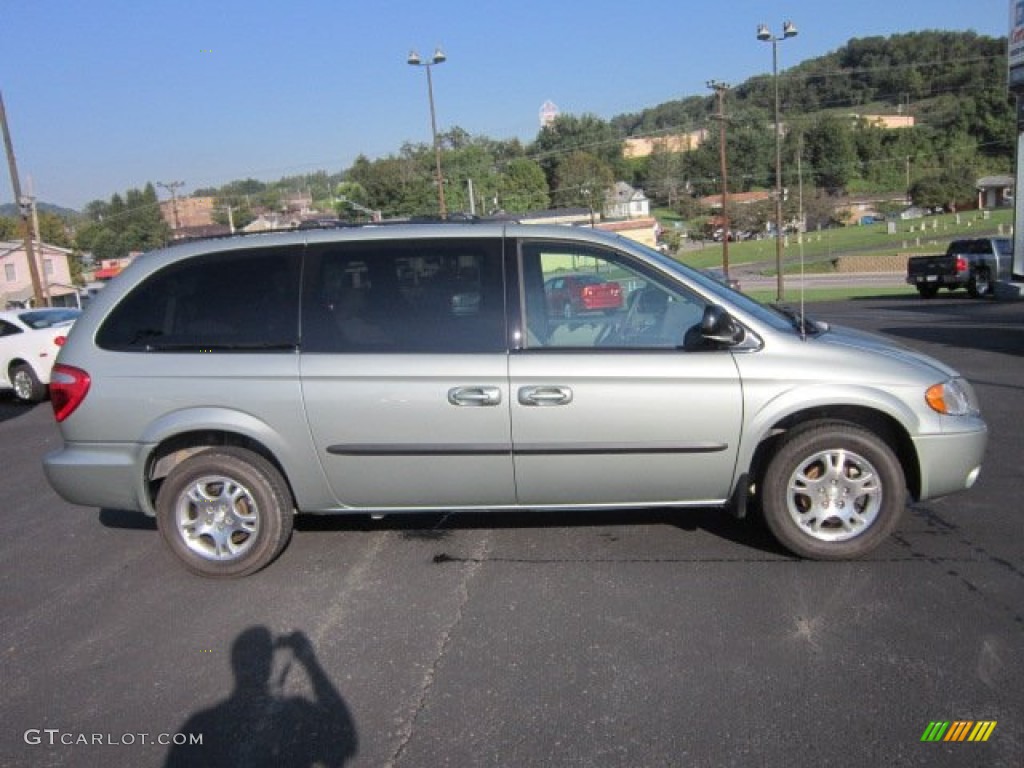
(156, 447), (294, 577)
(760, 422), (905, 559)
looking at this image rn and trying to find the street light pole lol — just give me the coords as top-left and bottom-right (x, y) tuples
(757, 21), (797, 302)
(408, 48), (447, 219)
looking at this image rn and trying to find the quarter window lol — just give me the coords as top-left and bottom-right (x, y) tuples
(96, 247), (302, 352)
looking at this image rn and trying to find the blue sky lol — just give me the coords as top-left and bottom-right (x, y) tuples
(0, 0), (1011, 210)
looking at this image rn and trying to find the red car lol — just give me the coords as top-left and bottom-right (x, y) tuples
(544, 274), (623, 317)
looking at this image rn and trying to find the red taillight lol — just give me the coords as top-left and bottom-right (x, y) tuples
(955, 256), (968, 273)
(49, 364), (91, 423)
(54, 335), (67, 347)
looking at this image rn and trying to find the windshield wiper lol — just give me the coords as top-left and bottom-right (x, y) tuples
(770, 303), (823, 337)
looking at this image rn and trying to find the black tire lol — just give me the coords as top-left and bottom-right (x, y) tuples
(760, 422), (906, 560)
(10, 363), (47, 403)
(967, 268), (991, 299)
(156, 447), (294, 577)
(915, 284), (939, 299)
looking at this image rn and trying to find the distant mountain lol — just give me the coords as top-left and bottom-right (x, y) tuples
(0, 202), (80, 219)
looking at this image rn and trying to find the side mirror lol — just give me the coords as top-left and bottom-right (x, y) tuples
(700, 304), (744, 345)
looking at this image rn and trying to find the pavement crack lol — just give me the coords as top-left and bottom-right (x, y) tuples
(387, 534), (490, 768)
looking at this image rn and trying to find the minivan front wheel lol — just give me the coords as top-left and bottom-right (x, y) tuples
(761, 423), (905, 559)
(156, 447), (294, 577)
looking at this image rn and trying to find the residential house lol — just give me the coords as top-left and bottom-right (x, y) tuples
(603, 182), (650, 220)
(595, 218), (659, 249)
(0, 240), (78, 308)
(517, 208), (595, 226)
(242, 213), (305, 232)
(832, 194), (909, 226)
(698, 190), (774, 210)
(976, 175), (1014, 210)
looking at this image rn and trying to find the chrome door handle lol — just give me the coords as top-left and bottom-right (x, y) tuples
(448, 386), (502, 407)
(518, 386), (573, 406)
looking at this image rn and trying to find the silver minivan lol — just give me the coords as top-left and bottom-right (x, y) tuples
(44, 224), (988, 577)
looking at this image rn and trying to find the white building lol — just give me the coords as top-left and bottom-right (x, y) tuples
(0, 240), (78, 308)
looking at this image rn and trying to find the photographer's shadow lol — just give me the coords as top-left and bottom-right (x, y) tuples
(165, 626), (357, 767)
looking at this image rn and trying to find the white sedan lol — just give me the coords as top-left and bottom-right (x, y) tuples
(0, 308), (80, 403)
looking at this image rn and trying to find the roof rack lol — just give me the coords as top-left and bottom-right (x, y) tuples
(167, 212), (522, 246)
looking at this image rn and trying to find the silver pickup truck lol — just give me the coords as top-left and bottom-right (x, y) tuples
(906, 236), (1012, 298)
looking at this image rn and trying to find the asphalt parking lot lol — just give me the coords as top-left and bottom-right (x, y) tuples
(1, 296), (1021, 768)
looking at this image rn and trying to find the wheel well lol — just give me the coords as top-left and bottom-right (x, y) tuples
(749, 406), (921, 500)
(146, 431), (294, 508)
(8, 358), (31, 375)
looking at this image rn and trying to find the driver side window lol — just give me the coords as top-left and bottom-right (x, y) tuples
(520, 241), (707, 350)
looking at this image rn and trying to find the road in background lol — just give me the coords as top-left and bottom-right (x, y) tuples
(1, 297), (1021, 767)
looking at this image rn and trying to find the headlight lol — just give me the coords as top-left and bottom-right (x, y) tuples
(925, 377), (981, 416)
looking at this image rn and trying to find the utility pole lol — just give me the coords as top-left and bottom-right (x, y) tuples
(707, 80), (731, 278)
(157, 180), (185, 233)
(24, 188), (52, 304)
(0, 90), (45, 307)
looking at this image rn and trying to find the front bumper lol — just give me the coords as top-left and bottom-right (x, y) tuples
(912, 422), (988, 500)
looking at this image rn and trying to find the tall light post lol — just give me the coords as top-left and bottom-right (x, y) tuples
(407, 48), (447, 219)
(757, 20), (797, 301)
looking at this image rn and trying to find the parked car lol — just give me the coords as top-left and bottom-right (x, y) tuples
(0, 308), (80, 403)
(43, 224), (987, 577)
(906, 237), (1012, 298)
(544, 273), (623, 316)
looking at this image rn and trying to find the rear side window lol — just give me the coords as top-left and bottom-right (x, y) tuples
(301, 238), (506, 353)
(96, 247), (302, 352)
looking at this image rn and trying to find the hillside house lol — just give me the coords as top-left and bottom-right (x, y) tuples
(0, 240), (78, 308)
(976, 175), (1014, 210)
(603, 182), (650, 220)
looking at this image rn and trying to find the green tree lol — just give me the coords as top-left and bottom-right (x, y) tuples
(74, 183), (171, 258)
(0, 216), (19, 240)
(531, 114), (624, 194)
(804, 115), (857, 193)
(496, 157), (549, 213)
(909, 170), (975, 211)
(645, 143), (688, 206)
(552, 151), (615, 212)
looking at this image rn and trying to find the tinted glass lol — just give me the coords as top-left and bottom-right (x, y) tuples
(302, 238), (505, 353)
(96, 247), (301, 352)
(520, 240), (708, 350)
